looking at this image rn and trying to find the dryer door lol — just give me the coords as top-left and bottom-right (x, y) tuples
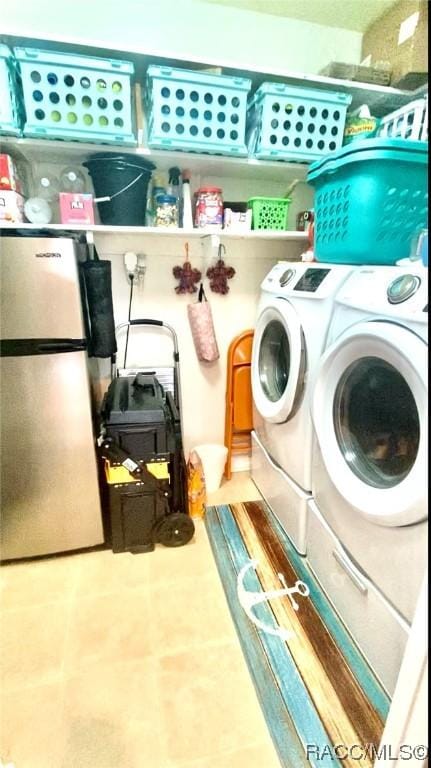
(312, 321), (428, 526)
(252, 300), (306, 424)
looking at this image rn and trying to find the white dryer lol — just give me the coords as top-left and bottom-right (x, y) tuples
(309, 265), (428, 695)
(251, 261), (354, 554)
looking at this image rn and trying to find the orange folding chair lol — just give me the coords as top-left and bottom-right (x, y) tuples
(224, 330), (254, 480)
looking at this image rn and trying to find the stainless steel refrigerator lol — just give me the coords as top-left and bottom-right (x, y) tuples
(0, 235), (104, 560)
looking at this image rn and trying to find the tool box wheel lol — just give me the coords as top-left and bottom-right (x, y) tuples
(155, 512), (195, 548)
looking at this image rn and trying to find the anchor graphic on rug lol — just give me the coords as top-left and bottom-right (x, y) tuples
(237, 559), (310, 640)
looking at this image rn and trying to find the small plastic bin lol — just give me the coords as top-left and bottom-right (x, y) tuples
(14, 46), (136, 145)
(378, 97), (428, 142)
(0, 45), (23, 136)
(247, 196), (291, 230)
(247, 82), (351, 162)
(307, 137), (428, 265)
(146, 65), (251, 156)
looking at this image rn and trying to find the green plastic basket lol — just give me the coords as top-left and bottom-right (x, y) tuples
(247, 196), (291, 230)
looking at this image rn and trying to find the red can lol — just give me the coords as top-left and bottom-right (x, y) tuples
(195, 186), (223, 228)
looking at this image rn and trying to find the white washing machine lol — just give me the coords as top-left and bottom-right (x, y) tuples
(251, 261), (354, 554)
(309, 265), (428, 695)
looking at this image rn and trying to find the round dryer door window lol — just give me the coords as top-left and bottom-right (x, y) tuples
(252, 302), (305, 424)
(312, 321), (428, 526)
(333, 357), (419, 489)
(258, 319), (290, 402)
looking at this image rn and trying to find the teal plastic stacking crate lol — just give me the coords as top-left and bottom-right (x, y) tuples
(146, 65), (251, 156)
(307, 138), (428, 265)
(0, 45), (23, 136)
(247, 82), (351, 163)
(14, 47), (136, 145)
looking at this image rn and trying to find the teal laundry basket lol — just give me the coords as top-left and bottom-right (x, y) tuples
(307, 138), (428, 265)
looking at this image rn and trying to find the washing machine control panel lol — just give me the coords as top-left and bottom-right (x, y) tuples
(387, 274), (421, 304)
(335, 267), (428, 322)
(261, 262), (352, 298)
(293, 268), (331, 292)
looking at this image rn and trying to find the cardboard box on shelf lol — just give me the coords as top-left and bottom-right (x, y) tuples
(223, 201), (252, 232)
(362, 0), (428, 90)
(223, 207), (252, 232)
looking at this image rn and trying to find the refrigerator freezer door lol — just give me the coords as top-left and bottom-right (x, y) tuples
(0, 350), (104, 559)
(0, 237), (85, 340)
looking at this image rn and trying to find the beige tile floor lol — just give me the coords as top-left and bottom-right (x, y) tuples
(0, 473), (281, 768)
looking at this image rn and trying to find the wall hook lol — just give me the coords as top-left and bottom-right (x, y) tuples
(173, 241), (201, 294)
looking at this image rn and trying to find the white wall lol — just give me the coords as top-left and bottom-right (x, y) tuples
(31, 155), (311, 457)
(3, 0), (363, 76)
(92, 231), (305, 457)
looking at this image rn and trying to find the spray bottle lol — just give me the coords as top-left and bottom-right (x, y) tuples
(167, 166), (181, 199)
(181, 169), (193, 230)
(168, 166), (182, 225)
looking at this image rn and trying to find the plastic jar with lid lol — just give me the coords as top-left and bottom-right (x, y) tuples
(33, 172), (59, 201)
(155, 194), (178, 227)
(59, 166), (86, 193)
(195, 187), (223, 229)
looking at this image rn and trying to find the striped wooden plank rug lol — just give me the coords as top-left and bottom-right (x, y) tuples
(205, 501), (390, 768)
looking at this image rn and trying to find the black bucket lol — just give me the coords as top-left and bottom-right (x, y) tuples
(84, 154), (156, 226)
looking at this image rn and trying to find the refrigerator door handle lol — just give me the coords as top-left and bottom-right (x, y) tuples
(0, 339), (87, 357)
(38, 340), (87, 353)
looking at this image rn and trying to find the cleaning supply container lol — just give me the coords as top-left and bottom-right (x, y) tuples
(84, 153), (155, 225)
(307, 138), (428, 265)
(195, 186), (224, 228)
(155, 193), (178, 227)
(246, 82), (351, 162)
(14, 46), (136, 145)
(146, 65), (251, 156)
(193, 444), (228, 494)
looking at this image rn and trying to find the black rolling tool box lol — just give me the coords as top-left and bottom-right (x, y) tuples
(102, 372), (176, 460)
(98, 319), (194, 554)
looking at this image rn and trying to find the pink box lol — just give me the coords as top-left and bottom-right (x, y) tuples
(59, 193), (95, 224)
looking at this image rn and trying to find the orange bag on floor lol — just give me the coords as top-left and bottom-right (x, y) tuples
(187, 450), (207, 518)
